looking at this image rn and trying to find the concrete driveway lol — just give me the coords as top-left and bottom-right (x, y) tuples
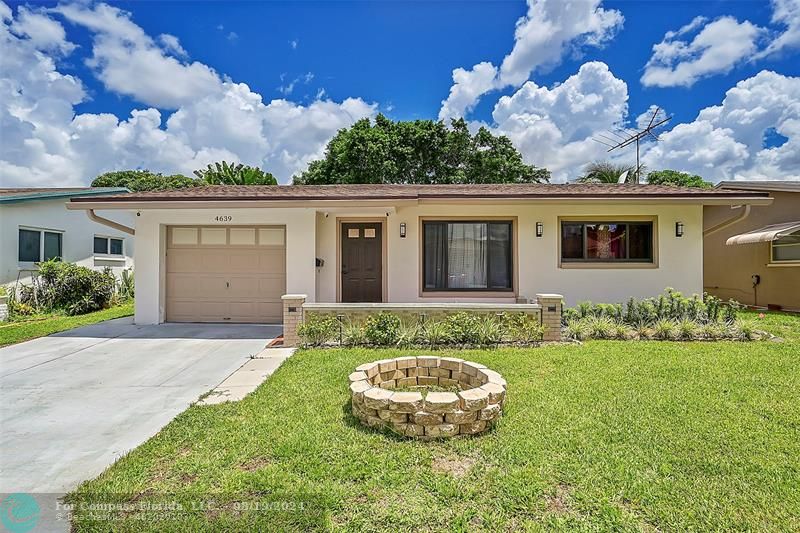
(0, 317), (281, 494)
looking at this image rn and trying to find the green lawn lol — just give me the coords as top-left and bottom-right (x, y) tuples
(68, 310), (799, 531)
(0, 302), (134, 347)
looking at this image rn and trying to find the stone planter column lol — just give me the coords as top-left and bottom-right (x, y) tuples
(281, 294), (307, 347)
(536, 293), (563, 342)
(0, 295), (7, 322)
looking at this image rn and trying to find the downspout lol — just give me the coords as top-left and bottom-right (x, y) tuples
(86, 209), (135, 235)
(703, 204), (751, 237)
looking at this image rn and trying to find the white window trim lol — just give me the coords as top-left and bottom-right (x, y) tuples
(93, 234), (125, 259)
(18, 226), (64, 267)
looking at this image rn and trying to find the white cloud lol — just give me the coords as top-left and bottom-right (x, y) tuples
(439, 0), (623, 121)
(227, 31), (238, 42)
(641, 16), (763, 88)
(491, 61), (629, 180)
(54, 2), (221, 109)
(289, 38), (298, 50)
(643, 70), (800, 181)
(157, 33), (187, 57)
(0, 2), (377, 186)
(756, 0), (800, 57)
(9, 5), (75, 54)
(498, 0), (623, 87)
(437, 62), (497, 121)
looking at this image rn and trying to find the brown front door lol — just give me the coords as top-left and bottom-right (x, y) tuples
(341, 222), (382, 302)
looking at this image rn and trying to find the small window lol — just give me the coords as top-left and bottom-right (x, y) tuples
(94, 236), (108, 254)
(423, 221), (513, 291)
(771, 230), (800, 262)
(94, 236), (124, 256)
(561, 221), (654, 263)
(18, 228), (62, 262)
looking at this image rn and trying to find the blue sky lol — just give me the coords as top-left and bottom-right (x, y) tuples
(2, 0), (799, 185)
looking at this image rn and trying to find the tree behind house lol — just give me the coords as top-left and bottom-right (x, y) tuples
(646, 169), (712, 188)
(293, 114), (550, 184)
(91, 170), (201, 191)
(576, 161), (638, 184)
(194, 161), (278, 185)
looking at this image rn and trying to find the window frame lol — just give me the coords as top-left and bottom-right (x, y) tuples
(770, 229), (800, 265)
(420, 218), (516, 295)
(93, 235), (125, 257)
(18, 227), (64, 264)
(558, 216), (658, 269)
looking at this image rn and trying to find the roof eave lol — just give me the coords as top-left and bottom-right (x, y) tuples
(67, 194), (774, 210)
(0, 188), (130, 204)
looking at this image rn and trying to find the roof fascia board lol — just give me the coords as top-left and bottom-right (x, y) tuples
(0, 188), (129, 204)
(67, 196), (773, 210)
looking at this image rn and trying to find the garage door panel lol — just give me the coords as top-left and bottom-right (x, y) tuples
(166, 226), (286, 323)
(168, 274), (229, 299)
(259, 250), (286, 273)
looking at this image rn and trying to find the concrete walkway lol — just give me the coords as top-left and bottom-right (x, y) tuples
(0, 318), (282, 495)
(198, 347), (295, 405)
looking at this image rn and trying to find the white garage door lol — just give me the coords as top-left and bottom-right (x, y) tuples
(166, 226), (286, 323)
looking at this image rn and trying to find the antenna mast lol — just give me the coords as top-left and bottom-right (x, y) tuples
(592, 107), (671, 183)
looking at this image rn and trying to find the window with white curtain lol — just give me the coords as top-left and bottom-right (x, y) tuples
(423, 221), (513, 291)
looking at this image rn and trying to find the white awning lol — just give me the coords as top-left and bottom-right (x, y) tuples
(726, 221), (800, 245)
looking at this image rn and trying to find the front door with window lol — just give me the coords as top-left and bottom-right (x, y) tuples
(341, 222), (382, 302)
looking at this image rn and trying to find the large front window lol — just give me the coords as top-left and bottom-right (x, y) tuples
(771, 230), (800, 262)
(423, 221), (513, 291)
(561, 221), (654, 263)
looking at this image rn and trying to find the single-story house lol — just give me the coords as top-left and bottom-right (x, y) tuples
(1, 188), (135, 286)
(67, 183), (771, 330)
(704, 180), (800, 311)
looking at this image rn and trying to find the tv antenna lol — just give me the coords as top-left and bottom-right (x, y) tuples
(592, 107), (671, 183)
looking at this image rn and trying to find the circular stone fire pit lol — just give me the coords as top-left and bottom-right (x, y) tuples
(349, 356), (506, 438)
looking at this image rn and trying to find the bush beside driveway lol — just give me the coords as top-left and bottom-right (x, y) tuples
(67, 310), (800, 531)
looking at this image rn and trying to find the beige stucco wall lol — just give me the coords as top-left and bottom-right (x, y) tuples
(130, 201), (704, 324)
(315, 202), (704, 306)
(133, 207), (316, 324)
(704, 190), (800, 310)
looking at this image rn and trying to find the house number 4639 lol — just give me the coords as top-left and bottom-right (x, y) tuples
(214, 215), (232, 222)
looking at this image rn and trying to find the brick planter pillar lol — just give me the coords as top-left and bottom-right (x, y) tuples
(281, 294), (307, 347)
(536, 293), (563, 342)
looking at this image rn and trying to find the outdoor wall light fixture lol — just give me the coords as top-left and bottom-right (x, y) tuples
(536, 222), (544, 238)
(675, 222), (684, 237)
(400, 222), (407, 238)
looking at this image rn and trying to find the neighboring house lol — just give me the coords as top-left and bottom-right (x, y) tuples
(0, 188), (135, 286)
(704, 181), (800, 311)
(67, 184), (771, 325)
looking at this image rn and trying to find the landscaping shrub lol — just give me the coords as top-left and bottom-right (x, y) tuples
(342, 321), (366, 347)
(561, 289), (754, 342)
(442, 312), (484, 345)
(20, 260), (115, 315)
(297, 314), (339, 346)
(676, 318), (700, 340)
(502, 312), (546, 344)
(651, 319), (678, 340)
(363, 311), (401, 346)
(421, 321), (450, 348)
(116, 268), (135, 301)
(396, 322), (422, 348)
(476, 319), (503, 346)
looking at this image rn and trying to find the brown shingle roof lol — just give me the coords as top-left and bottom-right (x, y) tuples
(69, 183), (769, 203)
